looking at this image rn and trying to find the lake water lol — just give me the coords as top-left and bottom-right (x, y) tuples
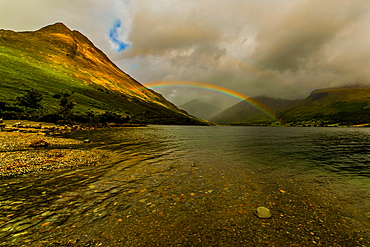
(1, 126), (370, 246)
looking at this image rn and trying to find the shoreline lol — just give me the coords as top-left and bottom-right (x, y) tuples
(0, 120), (111, 178)
(0, 119), (147, 178)
(0, 120), (146, 136)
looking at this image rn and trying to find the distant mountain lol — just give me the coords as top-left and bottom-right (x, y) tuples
(279, 87), (370, 126)
(210, 95), (298, 125)
(0, 23), (206, 125)
(211, 87), (370, 126)
(178, 99), (223, 120)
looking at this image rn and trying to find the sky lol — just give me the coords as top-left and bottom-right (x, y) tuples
(1, 0), (370, 110)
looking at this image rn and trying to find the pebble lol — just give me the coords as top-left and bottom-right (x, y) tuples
(255, 206), (272, 219)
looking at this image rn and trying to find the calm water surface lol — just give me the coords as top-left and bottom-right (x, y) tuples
(77, 125), (370, 181)
(1, 126), (370, 246)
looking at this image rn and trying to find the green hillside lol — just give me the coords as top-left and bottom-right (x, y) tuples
(279, 88), (370, 126)
(0, 23), (206, 125)
(210, 88), (370, 126)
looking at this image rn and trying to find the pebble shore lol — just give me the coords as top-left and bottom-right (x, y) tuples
(0, 121), (109, 178)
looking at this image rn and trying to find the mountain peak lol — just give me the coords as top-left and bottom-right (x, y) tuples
(37, 22), (72, 34)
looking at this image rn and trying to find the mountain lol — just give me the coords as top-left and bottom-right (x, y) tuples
(211, 87), (370, 126)
(0, 23), (206, 125)
(178, 99), (223, 120)
(279, 87), (370, 126)
(210, 95), (298, 125)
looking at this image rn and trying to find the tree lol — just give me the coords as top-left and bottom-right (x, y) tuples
(16, 89), (43, 109)
(59, 90), (75, 118)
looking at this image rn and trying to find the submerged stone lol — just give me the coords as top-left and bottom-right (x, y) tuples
(255, 206), (272, 218)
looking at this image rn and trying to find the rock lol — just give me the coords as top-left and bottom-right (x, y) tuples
(29, 139), (49, 148)
(255, 206), (272, 219)
(12, 122), (22, 127)
(83, 139), (91, 143)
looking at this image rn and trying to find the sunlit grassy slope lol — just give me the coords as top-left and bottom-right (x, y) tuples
(0, 23), (206, 125)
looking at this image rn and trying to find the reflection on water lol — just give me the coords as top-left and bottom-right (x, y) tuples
(1, 126), (370, 246)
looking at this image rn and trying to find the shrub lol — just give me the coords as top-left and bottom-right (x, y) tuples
(99, 111), (129, 124)
(16, 89), (43, 109)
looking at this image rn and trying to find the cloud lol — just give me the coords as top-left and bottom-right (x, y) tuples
(109, 19), (130, 52)
(1, 0), (370, 110)
(118, 0), (370, 107)
(252, 0), (370, 72)
(123, 3), (226, 71)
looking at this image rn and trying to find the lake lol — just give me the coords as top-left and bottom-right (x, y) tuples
(1, 126), (370, 246)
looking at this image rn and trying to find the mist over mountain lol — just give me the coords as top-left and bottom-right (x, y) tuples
(178, 99), (223, 120)
(0, 23), (206, 125)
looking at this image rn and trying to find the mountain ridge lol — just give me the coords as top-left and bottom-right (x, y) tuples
(211, 87), (370, 126)
(0, 23), (206, 125)
(279, 87), (370, 125)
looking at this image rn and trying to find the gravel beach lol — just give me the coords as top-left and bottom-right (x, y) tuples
(0, 121), (109, 178)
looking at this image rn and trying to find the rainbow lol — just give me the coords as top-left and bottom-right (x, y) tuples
(141, 80), (279, 122)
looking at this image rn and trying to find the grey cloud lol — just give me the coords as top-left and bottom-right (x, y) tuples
(125, 8), (222, 57)
(252, 0), (370, 72)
